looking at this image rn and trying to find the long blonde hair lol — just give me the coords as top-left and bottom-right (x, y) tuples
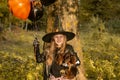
(45, 34), (67, 65)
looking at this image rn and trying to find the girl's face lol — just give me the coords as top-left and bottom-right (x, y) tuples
(53, 34), (65, 47)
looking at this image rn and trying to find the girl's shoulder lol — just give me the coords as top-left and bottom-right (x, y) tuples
(65, 44), (75, 54)
(66, 44), (74, 50)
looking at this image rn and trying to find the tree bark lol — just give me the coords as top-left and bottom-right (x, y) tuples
(46, 0), (87, 80)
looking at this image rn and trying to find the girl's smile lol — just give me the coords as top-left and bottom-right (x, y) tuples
(53, 34), (65, 47)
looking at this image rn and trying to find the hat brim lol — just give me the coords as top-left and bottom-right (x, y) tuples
(42, 31), (75, 42)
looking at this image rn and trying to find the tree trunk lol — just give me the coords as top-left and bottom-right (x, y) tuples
(46, 0), (86, 80)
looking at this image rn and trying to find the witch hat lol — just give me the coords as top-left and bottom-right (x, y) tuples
(42, 16), (75, 43)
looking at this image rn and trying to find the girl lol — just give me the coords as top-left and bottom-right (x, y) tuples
(34, 30), (80, 80)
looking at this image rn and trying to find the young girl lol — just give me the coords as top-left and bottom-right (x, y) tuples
(33, 31), (80, 80)
(34, 30), (80, 80)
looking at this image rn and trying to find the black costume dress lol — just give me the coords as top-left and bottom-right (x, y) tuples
(35, 44), (80, 79)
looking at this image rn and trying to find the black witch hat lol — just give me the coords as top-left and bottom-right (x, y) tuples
(42, 16), (75, 43)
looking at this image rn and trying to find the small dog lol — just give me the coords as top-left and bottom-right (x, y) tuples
(63, 52), (78, 79)
(52, 50), (79, 79)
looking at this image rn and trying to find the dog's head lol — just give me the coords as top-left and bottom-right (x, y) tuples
(63, 52), (76, 65)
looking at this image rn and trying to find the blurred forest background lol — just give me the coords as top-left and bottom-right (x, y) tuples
(0, 0), (120, 80)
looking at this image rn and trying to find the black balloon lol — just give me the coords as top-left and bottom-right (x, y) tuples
(28, 1), (44, 21)
(41, 0), (57, 6)
(28, 0), (57, 21)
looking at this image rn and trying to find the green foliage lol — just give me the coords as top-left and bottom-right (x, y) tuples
(0, 31), (45, 80)
(105, 18), (120, 34)
(81, 16), (120, 80)
(79, 0), (120, 22)
(0, 51), (43, 80)
(0, 0), (9, 17)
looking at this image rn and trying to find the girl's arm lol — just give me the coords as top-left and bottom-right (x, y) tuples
(33, 37), (45, 63)
(66, 44), (81, 66)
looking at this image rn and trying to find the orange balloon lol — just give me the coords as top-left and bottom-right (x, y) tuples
(8, 0), (31, 20)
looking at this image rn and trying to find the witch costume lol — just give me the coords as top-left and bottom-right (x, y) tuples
(33, 31), (81, 80)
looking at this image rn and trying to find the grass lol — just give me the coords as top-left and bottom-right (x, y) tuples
(0, 30), (45, 56)
(0, 30), (45, 80)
